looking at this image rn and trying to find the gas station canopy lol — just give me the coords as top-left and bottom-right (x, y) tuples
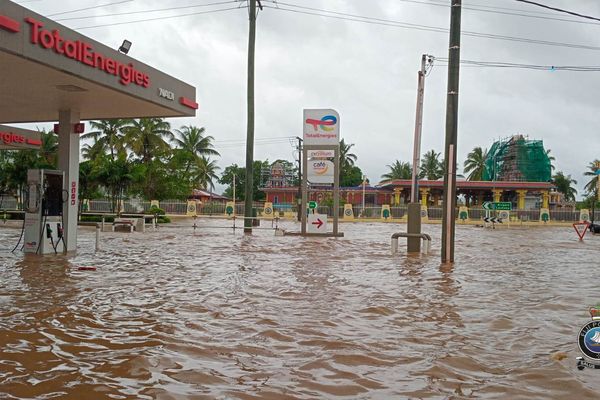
(0, 1), (198, 123)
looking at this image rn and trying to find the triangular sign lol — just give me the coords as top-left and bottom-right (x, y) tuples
(573, 222), (590, 241)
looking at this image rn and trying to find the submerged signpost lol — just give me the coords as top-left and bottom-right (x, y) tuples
(301, 109), (342, 237)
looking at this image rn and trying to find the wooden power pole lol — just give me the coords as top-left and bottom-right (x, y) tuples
(441, 0), (462, 263)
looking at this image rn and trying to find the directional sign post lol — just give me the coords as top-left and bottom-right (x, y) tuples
(482, 201), (512, 211)
(308, 201), (317, 210)
(307, 213), (328, 234)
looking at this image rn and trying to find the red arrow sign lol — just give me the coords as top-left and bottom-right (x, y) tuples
(311, 218), (323, 229)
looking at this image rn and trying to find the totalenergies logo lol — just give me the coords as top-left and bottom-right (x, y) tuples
(312, 161), (329, 175)
(305, 115), (337, 132)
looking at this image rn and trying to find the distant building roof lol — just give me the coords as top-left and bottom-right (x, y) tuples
(191, 189), (229, 200)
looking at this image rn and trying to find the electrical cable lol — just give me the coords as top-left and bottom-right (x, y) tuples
(393, 0), (600, 26)
(56, 1), (240, 22)
(74, 6), (246, 30)
(47, 1), (135, 17)
(514, 0), (600, 23)
(261, 3), (600, 52)
(434, 57), (600, 72)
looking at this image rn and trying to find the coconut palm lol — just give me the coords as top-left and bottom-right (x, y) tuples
(381, 160), (412, 180)
(122, 118), (173, 163)
(84, 119), (131, 160)
(463, 146), (487, 181)
(38, 130), (58, 168)
(172, 125), (219, 173)
(193, 156), (220, 192)
(419, 149), (443, 180)
(546, 148), (556, 171)
(552, 171), (577, 202)
(584, 159), (600, 194)
(339, 139), (357, 170)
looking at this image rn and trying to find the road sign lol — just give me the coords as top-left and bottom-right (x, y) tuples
(574, 222), (590, 240)
(482, 201), (512, 211)
(483, 217), (503, 224)
(307, 213), (328, 233)
(303, 109), (340, 145)
(308, 201), (317, 209)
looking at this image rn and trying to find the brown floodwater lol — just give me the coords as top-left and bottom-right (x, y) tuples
(1, 219), (600, 399)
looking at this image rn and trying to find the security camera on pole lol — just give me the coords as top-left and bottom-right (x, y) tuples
(301, 109), (343, 237)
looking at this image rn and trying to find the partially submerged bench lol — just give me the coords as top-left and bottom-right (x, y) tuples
(112, 217), (145, 232)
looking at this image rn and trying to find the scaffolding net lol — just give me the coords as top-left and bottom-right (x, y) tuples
(482, 135), (551, 182)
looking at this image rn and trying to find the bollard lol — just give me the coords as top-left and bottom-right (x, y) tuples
(391, 237), (398, 255)
(95, 224), (100, 251)
(101, 215), (105, 232)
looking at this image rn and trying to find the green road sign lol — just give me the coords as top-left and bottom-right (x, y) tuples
(482, 201), (512, 211)
(226, 206), (233, 215)
(308, 201), (317, 209)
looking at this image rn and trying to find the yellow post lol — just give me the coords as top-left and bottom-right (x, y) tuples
(516, 189), (527, 210)
(343, 204), (354, 221)
(420, 205), (429, 222)
(186, 200), (197, 216)
(393, 188), (401, 206)
(492, 189), (503, 203)
(542, 190), (550, 209)
(263, 202), (274, 220)
(420, 188), (430, 205)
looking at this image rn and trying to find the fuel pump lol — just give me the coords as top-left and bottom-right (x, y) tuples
(23, 169), (66, 254)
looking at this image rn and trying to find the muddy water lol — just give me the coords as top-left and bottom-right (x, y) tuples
(1, 219), (600, 399)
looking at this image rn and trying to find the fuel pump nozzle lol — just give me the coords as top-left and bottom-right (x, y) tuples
(46, 223), (56, 254)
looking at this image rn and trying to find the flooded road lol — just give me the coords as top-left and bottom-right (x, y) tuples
(1, 219), (600, 399)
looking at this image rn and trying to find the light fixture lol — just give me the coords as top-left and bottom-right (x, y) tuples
(118, 40), (132, 54)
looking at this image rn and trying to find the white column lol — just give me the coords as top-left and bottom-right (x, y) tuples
(57, 109), (80, 252)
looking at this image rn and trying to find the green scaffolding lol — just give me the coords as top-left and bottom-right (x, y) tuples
(482, 135), (551, 182)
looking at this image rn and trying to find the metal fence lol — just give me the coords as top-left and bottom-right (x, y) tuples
(1, 195), (599, 222)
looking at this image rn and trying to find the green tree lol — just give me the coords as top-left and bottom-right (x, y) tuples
(463, 147), (487, 181)
(339, 139), (358, 184)
(552, 171), (577, 202)
(419, 149), (443, 180)
(122, 118), (173, 163)
(341, 165), (364, 187)
(381, 160), (412, 180)
(193, 156), (220, 192)
(584, 159), (600, 194)
(172, 125), (219, 174)
(84, 119), (131, 160)
(219, 160), (268, 201)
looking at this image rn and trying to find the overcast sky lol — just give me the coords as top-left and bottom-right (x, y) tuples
(16, 0), (600, 198)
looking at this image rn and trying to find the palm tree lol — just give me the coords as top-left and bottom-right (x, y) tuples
(84, 119), (131, 160)
(381, 160), (412, 180)
(172, 125), (219, 173)
(552, 171), (577, 202)
(463, 147), (487, 181)
(38, 130), (58, 168)
(193, 156), (220, 192)
(419, 149), (443, 180)
(584, 159), (600, 194)
(339, 138), (358, 184)
(546, 149), (556, 171)
(122, 118), (173, 163)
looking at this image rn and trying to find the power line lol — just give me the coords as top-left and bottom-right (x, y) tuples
(261, 3), (600, 51)
(56, 1), (240, 22)
(434, 57), (600, 71)
(47, 0), (134, 17)
(515, 0), (600, 23)
(395, 0), (600, 26)
(74, 6), (245, 30)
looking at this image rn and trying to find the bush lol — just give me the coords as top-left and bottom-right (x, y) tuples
(149, 205), (165, 215)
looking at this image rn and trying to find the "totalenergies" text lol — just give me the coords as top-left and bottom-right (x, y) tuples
(25, 18), (150, 88)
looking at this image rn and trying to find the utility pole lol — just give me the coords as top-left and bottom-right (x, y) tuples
(441, 0), (462, 263)
(362, 175), (366, 218)
(296, 136), (302, 222)
(244, 0), (262, 233)
(407, 54), (432, 253)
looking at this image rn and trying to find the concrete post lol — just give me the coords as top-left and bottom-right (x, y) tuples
(542, 190), (550, 209)
(420, 188), (430, 205)
(57, 109), (80, 252)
